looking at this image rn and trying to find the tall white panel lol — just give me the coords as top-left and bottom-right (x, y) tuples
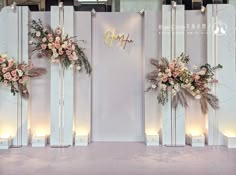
(144, 11), (162, 137)
(30, 12), (51, 139)
(92, 13), (144, 141)
(162, 5), (185, 146)
(185, 10), (207, 138)
(207, 5), (236, 145)
(0, 6), (29, 146)
(74, 12), (92, 137)
(50, 6), (74, 146)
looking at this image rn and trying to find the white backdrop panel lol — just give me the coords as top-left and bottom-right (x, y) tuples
(144, 11), (162, 136)
(185, 11), (207, 136)
(30, 12), (51, 138)
(92, 13), (144, 141)
(74, 12), (92, 137)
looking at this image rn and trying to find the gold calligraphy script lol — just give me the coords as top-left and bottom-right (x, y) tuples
(104, 31), (134, 49)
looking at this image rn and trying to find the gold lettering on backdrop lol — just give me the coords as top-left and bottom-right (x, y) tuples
(104, 31), (134, 49)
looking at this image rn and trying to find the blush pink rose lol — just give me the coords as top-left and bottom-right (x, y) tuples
(2, 67), (7, 73)
(41, 44), (47, 50)
(0, 57), (5, 63)
(66, 50), (71, 56)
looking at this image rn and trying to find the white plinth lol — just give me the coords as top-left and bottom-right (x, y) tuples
(145, 134), (159, 146)
(75, 135), (89, 146)
(224, 135), (236, 148)
(32, 136), (46, 147)
(0, 137), (12, 149)
(189, 134), (205, 147)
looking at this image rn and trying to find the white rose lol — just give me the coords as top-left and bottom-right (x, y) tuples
(199, 70), (205, 75)
(76, 66), (81, 71)
(62, 44), (66, 49)
(185, 79), (189, 83)
(36, 31), (41, 37)
(190, 86), (195, 90)
(151, 84), (157, 89)
(69, 64), (74, 69)
(172, 89), (176, 96)
(196, 90), (200, 94)
(72, 45), (75, 50)
(193, 65), (198, 70)
(174, 84), (179, 91)
(53, 52), (59, 58)
(48, 43), (52, 49)
(17, 69), (23, 77)
(195, 95), (202, 99)
(42, 37), (47, 42)
(1, 54), (7, 59)
(162, 84), (167, 88)
(73, 56), (78, 60)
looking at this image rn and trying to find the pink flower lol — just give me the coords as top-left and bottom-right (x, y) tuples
(2, 67), (7, 73)
(23, 90), (28, 94)
(66, 50), (71, 56)
(169, 63), (174, 70)
(3, 80), (8, 86)
(173, 72), (179, 78)
(48, 37), (54, 42)
(162, 77), (168, 82)
(67, 44), (72, 50)
(68, 55), (74, 60)
(56, 29), (62, 35)
(194, 74), (200, 80)
(213, 79), (219, 83)
(47, 34), (52, 38)
(55, 44), (61, 49)
(41, 44), (47, 50)
(0, 57), (5, 63)
(11, 70), (17, 76)
(59, 50), (64, 55)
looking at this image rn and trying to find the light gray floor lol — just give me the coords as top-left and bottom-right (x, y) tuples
(0, 142), (236, 175)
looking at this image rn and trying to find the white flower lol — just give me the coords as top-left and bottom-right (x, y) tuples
(55, 37), (60, 41)
(1, 54), (7, 59)
(69, 64), (74, 69)
(17, 69), (23, 77)
(158, 72), (162, 77)
(196, 90), (200, 94)
(195, 95), (202, 99)
(48, 43), (52, 49)
(161, 84), (167, 89)
(185, 79), (189, 83)
(190, 86), (195, 90)
(1, 63), (6, 67)
(76, 66), (81, 71)
(53, 52), (59, 58)
(36, 31), (41, 37)
(29, 40), (33, 44)
(43, 28), (47, 32)
(73, 56), (78, 60)
(174, 84), (179, 91)
(42, 37), (47, 42)
(72, 45), (75, 50)
(172, 89), (176, 96)
(193, 65), (198, 70)
(151, 84), (157, 89)
(204, 84), (208, 88)
(62, 44), (66, 48)
(199, 70), (205, 75)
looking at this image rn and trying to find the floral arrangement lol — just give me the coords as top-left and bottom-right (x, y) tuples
(29, 19), (91, 74)
(0, 53), (46, 98)
(146, 53), (222, 114)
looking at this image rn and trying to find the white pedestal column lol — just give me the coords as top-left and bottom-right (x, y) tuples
(161, 5), (185, 146)
(0, 6), (29, 146)
(50, 6), (74, 147)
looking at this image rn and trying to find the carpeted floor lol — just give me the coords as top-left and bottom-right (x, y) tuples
(0, 142), (236, 175)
